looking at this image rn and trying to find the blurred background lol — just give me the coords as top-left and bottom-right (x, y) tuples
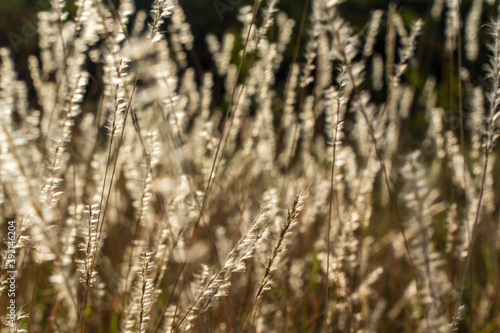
(0, 0), (493, 136)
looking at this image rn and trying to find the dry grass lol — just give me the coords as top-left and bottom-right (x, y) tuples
(1, 0), (500, 332)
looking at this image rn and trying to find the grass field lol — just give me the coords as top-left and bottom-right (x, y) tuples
(1, 0), (500, 332)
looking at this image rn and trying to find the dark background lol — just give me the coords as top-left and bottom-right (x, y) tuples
(0, 0), (493, 123)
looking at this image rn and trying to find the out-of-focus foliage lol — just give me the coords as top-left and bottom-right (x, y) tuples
(1, 0), (500, 332)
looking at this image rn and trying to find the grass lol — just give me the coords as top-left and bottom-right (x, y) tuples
(1, 0), (500, 332)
